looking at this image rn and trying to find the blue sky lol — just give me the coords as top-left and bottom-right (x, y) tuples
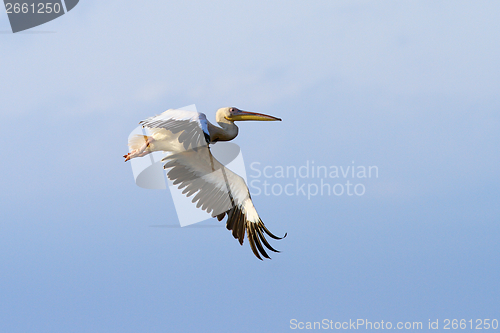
(1, 1), (499, 332)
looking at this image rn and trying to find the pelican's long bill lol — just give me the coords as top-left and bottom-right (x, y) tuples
(226, 108), (282, 121)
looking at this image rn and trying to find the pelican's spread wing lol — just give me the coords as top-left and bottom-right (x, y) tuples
(162, 146), (286, 260)
(140, 109), (210, 149)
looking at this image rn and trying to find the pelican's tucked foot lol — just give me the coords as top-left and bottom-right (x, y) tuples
(123, 136), (156, 162)
(124, 150), (138, 162)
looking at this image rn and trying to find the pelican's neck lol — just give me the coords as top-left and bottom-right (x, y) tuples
(208, 117), (239, 142)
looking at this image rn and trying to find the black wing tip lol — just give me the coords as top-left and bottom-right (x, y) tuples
(259, 222), (287, 240)
(259, 229), (281, 253)
(251, 224), (271, 259)
(248, 222), (287, 260)
(223, 207), (286, 260)
(248, 227), (263, 260)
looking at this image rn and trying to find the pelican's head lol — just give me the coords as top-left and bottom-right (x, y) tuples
(218, 107), (282, 122)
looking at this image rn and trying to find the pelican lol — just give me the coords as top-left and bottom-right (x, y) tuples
(124, 107), (286, 260)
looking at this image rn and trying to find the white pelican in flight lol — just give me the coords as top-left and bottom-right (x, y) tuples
(124, 107), (286, 260)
